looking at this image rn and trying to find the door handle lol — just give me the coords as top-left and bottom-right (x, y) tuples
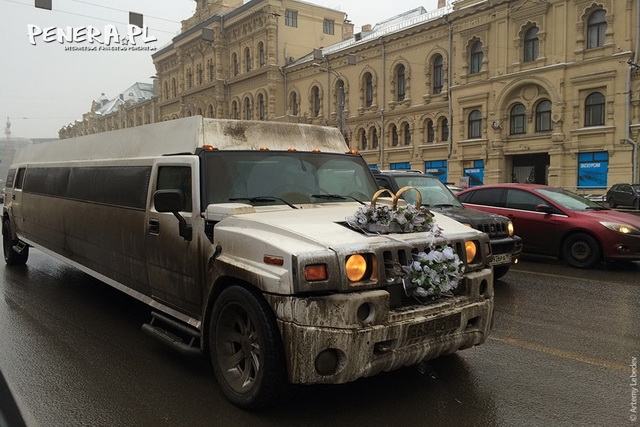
(148, 219), (160, 235)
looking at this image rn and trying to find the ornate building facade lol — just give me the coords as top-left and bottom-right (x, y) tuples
(61, 0), (640, 193)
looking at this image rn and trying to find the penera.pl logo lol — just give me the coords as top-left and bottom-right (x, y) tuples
(27, 24), (158, 51)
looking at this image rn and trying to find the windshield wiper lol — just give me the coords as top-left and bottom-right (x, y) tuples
(311, 194), (366, 205)
(431, 203), (457, 208)
(229, 196), (298, 209)
(584, 206), (609, 210)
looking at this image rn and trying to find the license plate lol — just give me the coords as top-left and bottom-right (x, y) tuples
(406, 313), (461, 344)
(491, 253), (512, 265)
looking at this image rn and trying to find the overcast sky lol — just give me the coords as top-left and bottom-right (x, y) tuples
(0, 0), (440, 139)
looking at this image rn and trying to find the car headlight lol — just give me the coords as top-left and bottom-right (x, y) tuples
(600, 221), (640, 235)
(465, 240), (479, 264)
(345, 253), (377, 283)
(507, 221), (514, 237)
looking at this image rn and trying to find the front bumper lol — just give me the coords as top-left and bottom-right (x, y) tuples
(267, 268), (493, 384)
(490, 235), (522, 267)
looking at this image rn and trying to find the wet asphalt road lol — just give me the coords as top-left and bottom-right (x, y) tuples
(0, 250), (638, 427)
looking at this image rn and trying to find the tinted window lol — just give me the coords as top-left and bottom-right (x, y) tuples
(5, 169), (16, 189)
(157, 166), (192, 212)
(23, 166), (151, 210)
(464, 188), (504, 207)
(505, 189), (547, 211)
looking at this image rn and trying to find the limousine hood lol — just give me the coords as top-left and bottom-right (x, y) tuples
(209, 202), (479, 251)
(209, 202), (481, 294)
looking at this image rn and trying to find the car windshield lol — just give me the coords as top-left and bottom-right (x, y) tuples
(632, 184), (640, 192)
(203, 150), (379, 206)
(535, 187), (608, 211)
(390, 175), (462, 208)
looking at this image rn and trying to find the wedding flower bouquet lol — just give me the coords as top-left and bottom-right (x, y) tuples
(346, 187), (434, 234)
(401, 245), (465, 297)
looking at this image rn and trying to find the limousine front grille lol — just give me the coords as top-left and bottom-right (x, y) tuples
(475, 222), (508, 238)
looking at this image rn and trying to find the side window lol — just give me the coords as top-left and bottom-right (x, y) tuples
(465, 188), (503, 207)
(15, 168), (26, 190)
(376, 178), (392, 191)
(157, 166), (192, 212)
(505, 189), (546, 211)
(5, 168), (16, 189)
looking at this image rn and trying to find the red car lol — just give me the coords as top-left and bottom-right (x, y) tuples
(456, 184), (640, 268)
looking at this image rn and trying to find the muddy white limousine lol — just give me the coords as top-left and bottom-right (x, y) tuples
(3, 117), (494, 409)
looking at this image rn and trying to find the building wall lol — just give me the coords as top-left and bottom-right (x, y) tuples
(61, 0), (640, 193)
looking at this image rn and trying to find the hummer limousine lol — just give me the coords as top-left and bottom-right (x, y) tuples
(3, 117), (494, 409)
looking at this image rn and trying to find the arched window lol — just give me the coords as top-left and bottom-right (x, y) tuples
(524, 27), (539, 62)
(468, 110), (482, 139)
(257, 94), (265, 120)
(433, 55), (443, 94)
(208, 104), (215, 118)
(312, 86), (321, 117)
(510, 104), (526, 134)
(163, 82), (168, 100)
(208, 59), (214, 81)
(396, 65), (406, 101)
(535, 100), (552, 132)
(441, 118), (449, 142)
(197, 64), (203, 85)
(470, 41), (483, 74)
(231, 101), (239, 120)
(403, 123), (411, 145)
(585, 92), (605, 126)
(258, 42), (265, 67)
(360, 128), (367, 150)
(232, 53), (239, 76)
(391, 125), (399, 146)
(290, 92), (299, 116)
(244, 97), (252, 120)
(171, 78), (177, 97)
(186, 68), (193, 89)
(364, 72), (373, 107)
(372, 128), (379, 148)
(587, 10), (606, 49)
(427, 120), (435, 142)
(244, 47), (252, 72)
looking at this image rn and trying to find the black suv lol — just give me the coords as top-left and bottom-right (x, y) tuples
(373, 170), (522, 279)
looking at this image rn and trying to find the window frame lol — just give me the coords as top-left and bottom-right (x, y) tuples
(468, 110), (482, 139)
(587, 9), (606, 49)
(585, 92), (605, 127)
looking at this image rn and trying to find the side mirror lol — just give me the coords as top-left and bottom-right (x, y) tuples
(153, 190), (192, 241)
(154, 189), (185, 212)
(535, 203), (553, 214)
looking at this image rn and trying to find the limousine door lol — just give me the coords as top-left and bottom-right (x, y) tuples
(145, 159), (203, 317)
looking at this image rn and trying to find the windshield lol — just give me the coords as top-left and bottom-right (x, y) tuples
(536, 187), (607, 211)
(203, 151), (379, 206)
(391, 175), (462, 208)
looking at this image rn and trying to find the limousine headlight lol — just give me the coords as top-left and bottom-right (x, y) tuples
(507, 221), (515, 237)
(465, 240), (479, 264)
(600, 221), (640, 235)
(346, 253), (377, 283)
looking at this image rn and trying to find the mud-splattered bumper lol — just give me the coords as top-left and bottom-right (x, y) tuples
(267, 268), (493, 385)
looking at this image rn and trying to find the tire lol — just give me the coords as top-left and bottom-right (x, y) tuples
(209, 285), (287, 410)
(562, 233), (601, 269)
(608, 198), (616, 208)
(493, 266), (509, 279)
(3, 220), (28, 266)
